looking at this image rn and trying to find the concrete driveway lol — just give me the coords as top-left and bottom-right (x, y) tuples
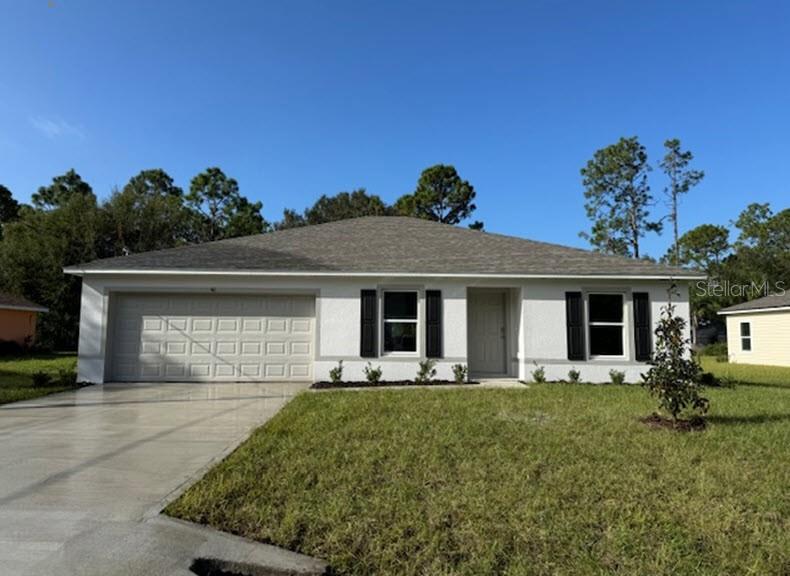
(0, 381), (323, 576)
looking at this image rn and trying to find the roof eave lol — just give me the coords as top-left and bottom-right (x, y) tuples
(718, 305), (790, 316)
(0, 304), (49, 313)
(63, 267), (705, 281)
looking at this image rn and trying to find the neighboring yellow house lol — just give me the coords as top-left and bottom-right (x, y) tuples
(719, 292), (790, 367)
(0, 293), (48, 348)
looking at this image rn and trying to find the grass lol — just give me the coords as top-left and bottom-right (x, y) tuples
(168, 368), (790, 576)
(0, 354), (79, 405)
(701, 356), (790, 388)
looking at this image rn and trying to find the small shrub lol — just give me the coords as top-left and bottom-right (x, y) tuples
(698, 342), (728, 357)
(452, 363), (468, 384)
(567, 368), (581, 384)
(609, 369), (626, 386)
(0, 340), (24, 356)
(415, 359), (437, 384)
(531, 362), (546, 383)
(642, 301), (709, 421)
(329, 360), (344, 384)
(31, 371), (52, 388)
(57, 369), (78, 387)
(697, 371), (736, 389)
(697, 371), (720, 387)
(364, 362), (382, 385)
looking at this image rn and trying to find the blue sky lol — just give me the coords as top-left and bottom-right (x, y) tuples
(1, 0), (787, 257)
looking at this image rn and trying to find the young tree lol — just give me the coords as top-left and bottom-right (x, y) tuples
(186, 167), (266, 241)
(642, 291), (708, 423)
(103, 169), (193, 255)
(580, 137), (661, 258)
(31, 169), (94, 210)
(660, 139), (705, 266)
(395, 164), (478, 225)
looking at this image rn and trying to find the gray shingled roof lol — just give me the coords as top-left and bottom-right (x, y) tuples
(67, 216), (701, 278)
(719, 291), (790, 314)
(0, 292), (48, 312)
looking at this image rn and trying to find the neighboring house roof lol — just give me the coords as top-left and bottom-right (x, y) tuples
(0, 292), (48, 313)
(65, 216), (703, 279)
(718, 291), (790, 315)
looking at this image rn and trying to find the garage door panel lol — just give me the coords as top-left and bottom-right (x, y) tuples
(110, 294), (314, 382)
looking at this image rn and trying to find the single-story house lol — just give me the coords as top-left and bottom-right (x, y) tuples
(0, 292), (48, 347)
(65, 216), (703, 384)
(719, 291), (790, 367)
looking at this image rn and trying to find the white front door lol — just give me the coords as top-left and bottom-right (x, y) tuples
(468, 291), (507, 375)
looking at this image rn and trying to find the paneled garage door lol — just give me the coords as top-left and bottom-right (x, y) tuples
(109, 293), (315, 382)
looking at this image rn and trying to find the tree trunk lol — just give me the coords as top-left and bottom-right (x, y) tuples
(673, 190), (680, 266)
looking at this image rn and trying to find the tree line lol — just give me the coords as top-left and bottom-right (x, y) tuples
(1, 142), (786, 351)
(580, 136), (789, 329)
(0, 164), (480, 350)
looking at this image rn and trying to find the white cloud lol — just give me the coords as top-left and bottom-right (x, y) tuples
(29, 116), (86, 140)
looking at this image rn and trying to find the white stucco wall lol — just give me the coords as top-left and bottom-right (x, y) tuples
(74, 273), (692, 385)
(519, 279), (689, 382)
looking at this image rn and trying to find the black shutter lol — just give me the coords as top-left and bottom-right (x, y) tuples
(566, 292), (585, 361)
(426, 290), (442, 358)
(360, 290), (377, 358)
(633, 292), (651, 361)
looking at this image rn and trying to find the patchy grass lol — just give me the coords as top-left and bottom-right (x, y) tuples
(167, 381), (790, 576)
(0, 354), (79, 405)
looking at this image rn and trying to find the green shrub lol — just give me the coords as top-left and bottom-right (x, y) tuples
(329, 360), (343, 384)
(531, 363), (546, 383)
(567, 368), (581, 384)
(451, 363), (468, 384)
(364, 362), (382, 385)
(31, 371), (52, 388)
(698, 342), (728, 357)
(609, 369), (626, 386)
(57, 369), (77, 387)
(415, 359), (437, 384)
(0, 340), (25, 356)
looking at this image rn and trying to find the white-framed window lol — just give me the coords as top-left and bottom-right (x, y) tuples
(588, 293), (625, 357)
(383, 291), (418, 354)
(740, 322), (752, 351)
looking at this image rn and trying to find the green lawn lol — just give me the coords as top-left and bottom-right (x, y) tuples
(0, 354), (79, 405)
(167, 367), (790, 576)
(701, 356), (790, 388)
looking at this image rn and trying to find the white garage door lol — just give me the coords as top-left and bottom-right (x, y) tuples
(109, 293), (315, 382)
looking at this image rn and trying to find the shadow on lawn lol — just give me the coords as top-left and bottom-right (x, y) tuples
(706, 413), (790, 425)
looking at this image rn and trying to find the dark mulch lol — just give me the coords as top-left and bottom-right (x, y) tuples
(311, 380), (478, 390)
(639, 413), (707, 432)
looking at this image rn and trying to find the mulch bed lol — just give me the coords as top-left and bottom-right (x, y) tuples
(311, 380), (478, 390)
(639, 413), (707, 432)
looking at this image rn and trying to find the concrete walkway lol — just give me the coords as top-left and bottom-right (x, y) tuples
(0, 382), (327, 576)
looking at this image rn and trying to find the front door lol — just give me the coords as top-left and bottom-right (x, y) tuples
(468, 291), (507, 375)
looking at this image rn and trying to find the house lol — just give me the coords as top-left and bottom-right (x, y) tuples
(0, 293), (48, 348)
(64, 217), (703, 384)
(718, 291), (790, 367)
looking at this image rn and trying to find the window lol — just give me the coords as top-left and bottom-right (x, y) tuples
(740, 322), (752, 351)
(383, 291), (418, 353)
(588, 293), (624, 356)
